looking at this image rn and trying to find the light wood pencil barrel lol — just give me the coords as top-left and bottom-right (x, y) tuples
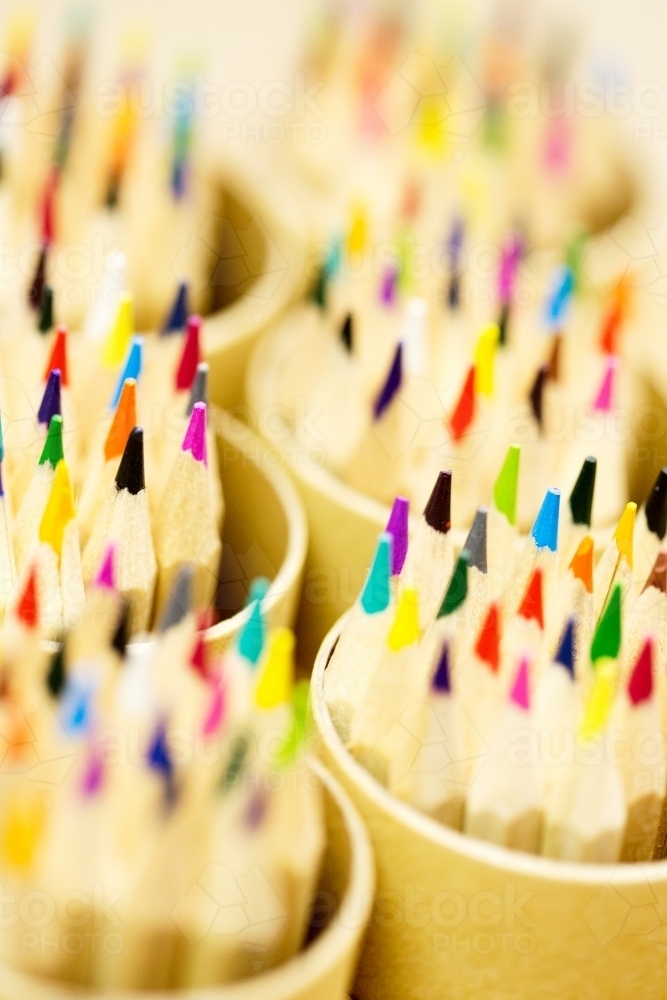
(311, 616), (667, 1000)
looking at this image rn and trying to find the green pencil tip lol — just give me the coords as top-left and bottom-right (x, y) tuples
(569, 456), (597, 527)
(591, 583), (622, 662)
(437, 551), (469, 618)
(38, 414), (64, 467)
(493, 445), (520, 526)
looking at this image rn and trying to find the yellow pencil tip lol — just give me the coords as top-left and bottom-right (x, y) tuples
(254, 627), (295, 710)
(38, 460), (75, 557)
(388, 587), (420, 651)
(473, 323), (500, 396)
(347, 203), (367, 259)
(102, 293), (133, 368)
(579, 657), (617, 741)
(613, 501), (636, 570)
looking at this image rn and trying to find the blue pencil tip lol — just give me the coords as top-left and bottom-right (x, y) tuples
(161, 280), (189, 335)
(110, 336), (143, 410)
(554, 618), (576, 677)
(361, 532), (392, 615)
(38, 369), (62, 426)
(531, 487), (560, 552)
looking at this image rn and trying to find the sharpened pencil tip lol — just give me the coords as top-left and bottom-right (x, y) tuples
(158, 564), (194, 632)
(569, 535), (593, 593)
(115, 427), (145, 495)
(361, 533), (392, 615)
(463, 506), (487, 573)
(517, 568), (544, 629)
(591, 583), (622, 663)
(431, 641), (451, 694)
(554, 618), (576, 677)
(493, 445), (520, 526)
(94, 543), (117, 591)
(628, 638), (653, 706)
(531, 487), (560, 552)
(613, 502), (636, 570)
(186, 362), (209, 416)
(509, 657), (531, 711)
(385, 496), (409, 576)
(39, 414), (64, 468)
(645, 468), (667, 541)
(373, 342), (402, 420)
(643, 551), (667, 595)
(424, 471), (452, 534)
(182, 401), (207, 465)
(161, 279), (189, 335)
(38, 369), (61, 426)
(475, 603), (501, 672)
(569, 456), (596, 527)
(438, 552), (468, 618)
(175, 314), (201, 392)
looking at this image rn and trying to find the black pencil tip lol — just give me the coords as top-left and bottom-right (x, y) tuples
(424, 471), (452, 534)
(569, 456), (597, 527)
(111, 601), (130, 656)
(115, 427), (145, 495)
(529, 365), (549, 429)
(645, 467), (667, 540)
(340, 312), (353, 352)
(46, 643), (66, 697)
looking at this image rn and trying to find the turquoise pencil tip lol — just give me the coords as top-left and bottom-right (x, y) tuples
(530, 487), (560, 552)
(361, 532), (392, 615)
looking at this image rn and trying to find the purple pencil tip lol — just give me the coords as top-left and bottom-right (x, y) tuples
(38, 369), (61, 426)
(373, 343), (403, 420)
(95, 543), (117, 591)
(182, 401), (207, 465)
(81, 750), (104, 797)
(379, 265), (398, 307)
(385, 496), (409, 575)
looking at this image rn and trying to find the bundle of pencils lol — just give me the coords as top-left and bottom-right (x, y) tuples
(0, 558), (323, 988)
(252, 181), (635, 534)
(0, 9), (217, 333)
(325, 463), (667, 864)
(0, 279), (223, 637)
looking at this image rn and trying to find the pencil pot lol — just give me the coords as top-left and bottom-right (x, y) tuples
(310, 617), (667, 1000)
(204, 406), (308, 656)
(0, 759), (375, 1000)
(203, 150), (309, 413)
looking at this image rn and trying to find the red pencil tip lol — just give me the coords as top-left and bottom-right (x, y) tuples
(475, 602), (501, 672)
(628, 637), (653, 706)
(175, 315), (202, 392)
(16, 564), (39, 630)
(449, 365), (475, 441)
(517, 568), (544, 629)
(44, 325), (68, 387)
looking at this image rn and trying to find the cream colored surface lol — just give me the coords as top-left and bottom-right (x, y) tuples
(0, 759), (375, 1000)
(311, 618), (667, 1000)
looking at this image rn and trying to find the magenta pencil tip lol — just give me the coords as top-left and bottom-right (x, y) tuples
(95, 543), (117, 591)
(509, 657), (531, 711)
(593, 355), (619, 413)
(182, 401), (207, 465)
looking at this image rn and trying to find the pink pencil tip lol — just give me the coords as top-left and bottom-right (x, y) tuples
(592, 355), (619, 413)
(182, 401), (207, 465)
(509, 657), (531, 711)
(202, 677), (226, 736)
(95, 544), (117, 591)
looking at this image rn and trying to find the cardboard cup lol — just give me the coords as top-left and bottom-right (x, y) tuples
(310, 616), (667, 1000)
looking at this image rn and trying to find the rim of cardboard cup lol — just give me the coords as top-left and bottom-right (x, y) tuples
(0, 758), (375, 1000)
(311, 614), (667, 888)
